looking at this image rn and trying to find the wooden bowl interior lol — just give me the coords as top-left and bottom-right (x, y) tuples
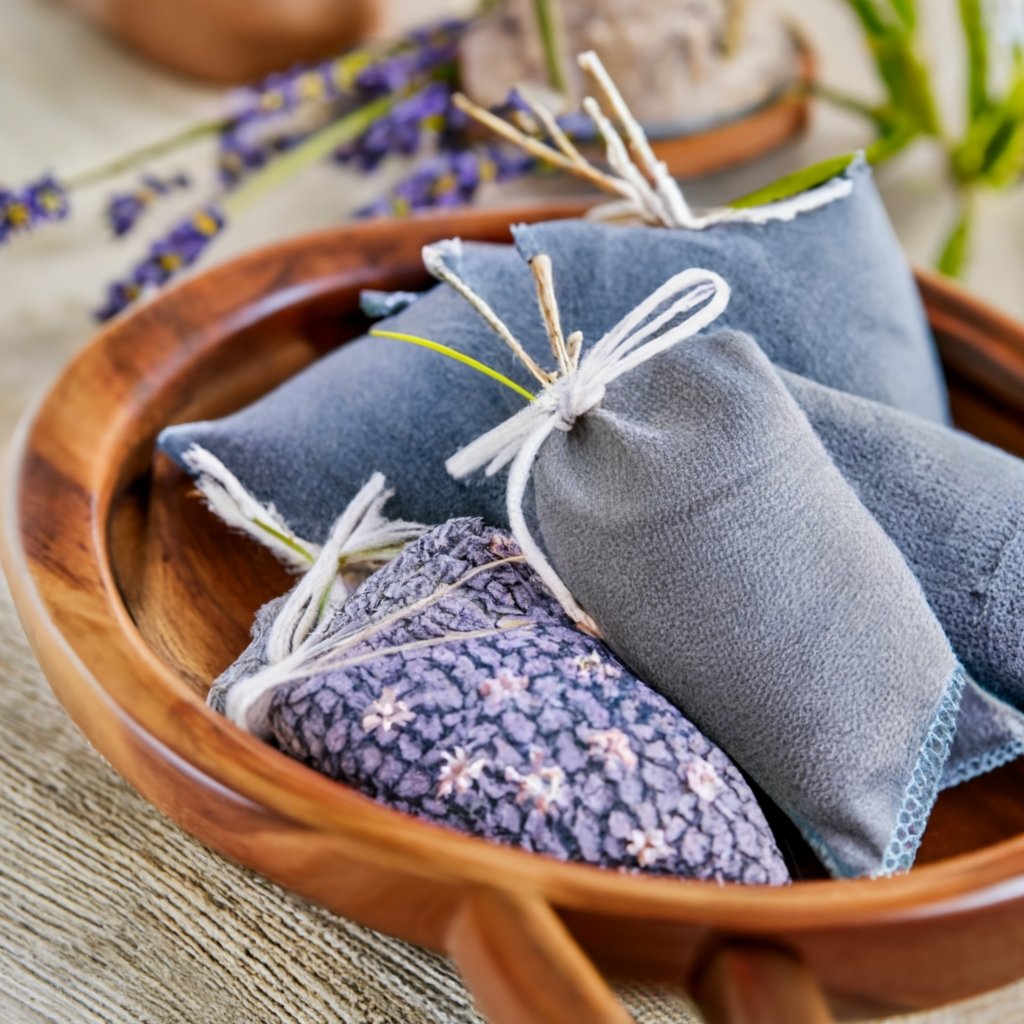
(104, 249), (1024, 881)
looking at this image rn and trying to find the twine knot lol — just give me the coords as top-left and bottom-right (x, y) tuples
(553, 375), (606, 432)
(431, 242), (731, 630)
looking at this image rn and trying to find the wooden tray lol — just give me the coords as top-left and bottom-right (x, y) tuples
(5, 204), (1024, 1024)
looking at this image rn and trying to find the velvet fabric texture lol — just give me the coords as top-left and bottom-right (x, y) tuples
(527, 328), (964, 879)
(211, 519), (791, 885)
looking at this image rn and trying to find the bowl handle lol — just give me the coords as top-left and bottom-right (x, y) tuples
(693, 942), (833, 1024)
(448, 889), (634, 1024)
(448, 890), (834, 1024)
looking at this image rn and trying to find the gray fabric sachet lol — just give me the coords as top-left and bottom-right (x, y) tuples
(523, 325), (965, 878)
(162, 218), (1024, 806)
(211, 518), (791, 884)
(159, 161), (948, 542)
(945, 683), (1024, 789)
(438, 228), (1024, 793)
(511, 159), (948, 424)
(783, 370), (1024, 706)
(424, 233), (1024, 797)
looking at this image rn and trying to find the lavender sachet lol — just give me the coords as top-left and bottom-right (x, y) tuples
(211, 518), (790, 885)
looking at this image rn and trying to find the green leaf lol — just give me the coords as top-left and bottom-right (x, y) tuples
(953, 69), (1024, 182)
(843, 0), (891, 38)
(936, 202), (973, 277)
(980, 119), (1024, 186)
(960, 0), (991, 120)
(728, 131), (913, 209)
(729, 154), (859, 209)
(888, 0), (917, 30)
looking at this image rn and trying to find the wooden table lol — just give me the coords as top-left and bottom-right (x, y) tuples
(1, 0), (1023, 1020)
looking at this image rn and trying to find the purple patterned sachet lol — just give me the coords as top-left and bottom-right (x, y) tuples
(210, 518), (789, 884)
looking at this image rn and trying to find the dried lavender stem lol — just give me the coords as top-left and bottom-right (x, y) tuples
(451, 93), (632, 200)
(578, 51), (691, 225)
(581, 97), (667, 225)
(65, 117), (230, 190)
(566, 330), (583, 365)
(520, 91), (587, 166)
(530, 255), (571, 373)
(423, 245), (554, 385)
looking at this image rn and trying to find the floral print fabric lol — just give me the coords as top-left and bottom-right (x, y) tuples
(210, 518), (789, 884)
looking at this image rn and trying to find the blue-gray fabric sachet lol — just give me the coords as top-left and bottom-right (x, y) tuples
(511, 160), (948, 424)
(159, 160), (948, 542)
(160, 187), (1024, 819)
(511, 320), (965, 879)
(211, 518), (791, 885)
(783, 371), (1024, 706)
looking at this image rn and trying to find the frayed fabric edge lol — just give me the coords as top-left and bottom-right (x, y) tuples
(940, 738), (1024, 791)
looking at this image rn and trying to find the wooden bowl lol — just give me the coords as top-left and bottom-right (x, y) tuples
(6, 204), (1024, 1024)
(608, 31), (814, 181)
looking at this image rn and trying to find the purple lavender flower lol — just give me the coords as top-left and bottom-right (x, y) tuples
(1, 173), (69, 243)
(105, 172), (191, 237)
(0, 189), (28, 243)
(352, 23), (463, 98)
(224, 18), (465, 124)
(95, 206), (224, 320)
(359, 145), (534, 218)
(335, 81), (453, 171)
(26, 174), (70, 223)
(94, 279), (145, 322)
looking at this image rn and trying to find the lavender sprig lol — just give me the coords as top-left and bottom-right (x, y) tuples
(358, 145), (533, 217)
(218, 18), (467, 187)
(334, 81), (453, 171)
(1, 174), (69, 243)
(105, 172), (191, 237)
(96, 206), (224, 320)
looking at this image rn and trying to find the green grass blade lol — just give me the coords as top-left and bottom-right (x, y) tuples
(371, 329), (537, 402)
(729, 130), (912, 209)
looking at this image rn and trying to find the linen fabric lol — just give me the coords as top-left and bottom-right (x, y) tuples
(211, 519), (791, 885)
(528, 328), (964, 878)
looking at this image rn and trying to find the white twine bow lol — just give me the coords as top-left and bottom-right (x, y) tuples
(224, 473), (426, 737)
(439, 253), (731, 631)
(181, 458), (426, 736)
(262, 472), (426, 665)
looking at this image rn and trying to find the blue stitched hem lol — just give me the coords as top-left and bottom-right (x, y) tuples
(940, 738), (1024, 791)
(876, 662), (966, 877)
(785, 662), (966, 880)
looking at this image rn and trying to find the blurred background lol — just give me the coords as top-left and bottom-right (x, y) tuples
(4, 0), (1024, 442)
